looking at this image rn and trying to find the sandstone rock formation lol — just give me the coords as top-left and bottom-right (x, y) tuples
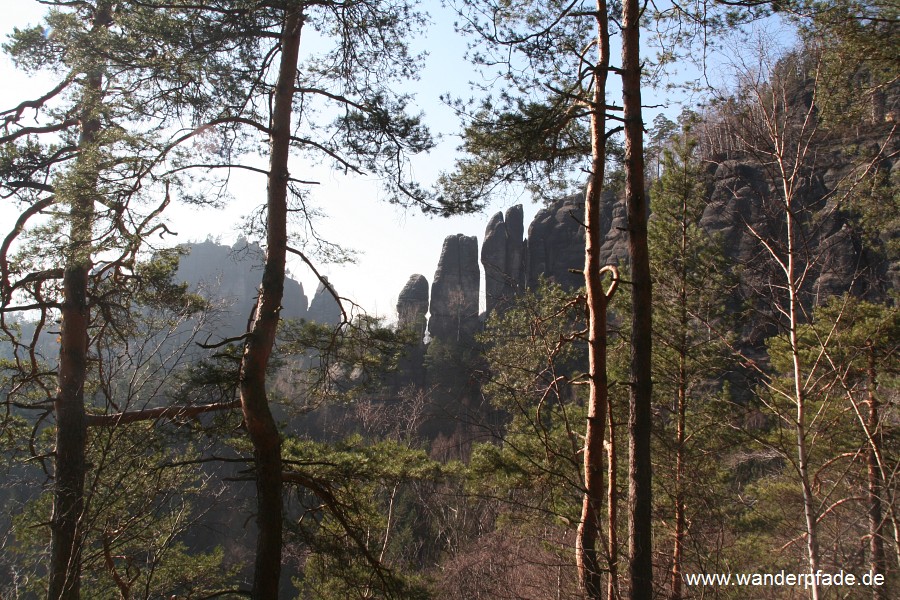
(700, 154), (893, 346)
(428, 234), (480, 341)
(482, 205), (526, 314)
(176, 239), (308, 336)
(525, 189), (629, 291)
(700, 160), (773, 267)
(397, 274), (429, 339)
(403, 138), (896, 348)
(308, 278), (342, 326)
(525, 192), (585, 291)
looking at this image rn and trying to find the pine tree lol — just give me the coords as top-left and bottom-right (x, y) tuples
(648, 118), (735, 599)
(1, 4), (243, 596)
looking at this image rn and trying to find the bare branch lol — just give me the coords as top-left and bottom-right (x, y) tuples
(86, 400), (240, 427)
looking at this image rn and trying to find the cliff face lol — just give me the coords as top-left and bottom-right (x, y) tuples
(482, 205), (526, 314)
(524, 193), (585, 291)
(307, 279), (342, 326)
(704, 153), (895, 288)
(397, 274), (429, 339)
(522, 187), (631, 292)
(175, 239), (311, 335)
(428, 234), (480, 341)
(403, 142), (896, 348)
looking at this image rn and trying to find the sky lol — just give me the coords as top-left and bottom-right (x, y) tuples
(0, 1), (759, 321)
(1, 0), (547, 321)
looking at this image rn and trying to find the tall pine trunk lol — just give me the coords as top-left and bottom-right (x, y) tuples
(621, 0), (653, 597)
(238, 9), (303, 599)
(49, 183), (92, 600)
(48, 6), (110, 599)
(576, 2), (611, 598)
(607, 407), (619, 600)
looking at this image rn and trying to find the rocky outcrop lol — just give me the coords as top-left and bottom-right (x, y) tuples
(176, 239), (308, 335)
(394, 274), (429, 388)
(700, 155), (893, 344)
(482, 205), (526, 314)
(525, 193), (585, 291)
(397, 274), (429, 339)
(402, 141), (895, 347)
(703, 157), (891, 292)
(598, 190), (631, 267)
(308, 279), (342, 326)
(428, 234), (480, 341)
(525, 189), (628, 291)
(401, 191), (628, 343)
(700, 160), (773, 266)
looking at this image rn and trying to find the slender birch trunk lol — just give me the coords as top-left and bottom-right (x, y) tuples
(783, 170), (821, 600)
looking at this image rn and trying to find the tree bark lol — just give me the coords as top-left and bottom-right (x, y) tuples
(48, 6), (110, 599)
(49, 220), (91, 600)
(607, 405), (618, 600)
(867, 341), (887, 600)
(238, 9), (303, 600)
(783, 162), (821, 600)
(621, 0), (653, 597)
(576, 3), (611, 598)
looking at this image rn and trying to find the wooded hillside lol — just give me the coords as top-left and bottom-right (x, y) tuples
(1, 1), (896, 599)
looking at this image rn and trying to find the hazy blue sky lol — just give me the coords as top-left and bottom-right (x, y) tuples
(1, 0), (545, 320)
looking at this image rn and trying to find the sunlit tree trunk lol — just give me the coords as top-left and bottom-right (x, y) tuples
(238, 9), (303, 599)
(576, 2), (611, 598)
(607, 407), (618, 600)
(782, 152), (821, 600)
